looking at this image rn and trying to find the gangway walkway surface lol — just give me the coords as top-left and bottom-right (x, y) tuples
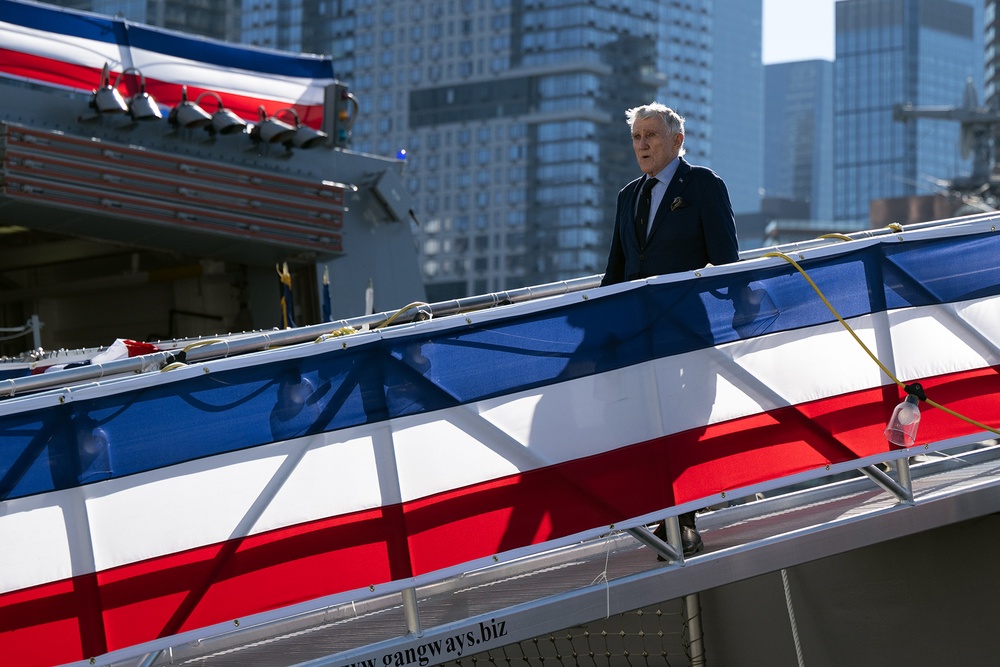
(88, 440), (1000, 667)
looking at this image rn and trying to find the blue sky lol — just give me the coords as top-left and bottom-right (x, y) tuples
(762, 0), (836, 64)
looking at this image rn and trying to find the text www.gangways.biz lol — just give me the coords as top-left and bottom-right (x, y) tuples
(342, 618), (509, 667)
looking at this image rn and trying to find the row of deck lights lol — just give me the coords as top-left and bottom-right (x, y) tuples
(89, 63), (328, 149)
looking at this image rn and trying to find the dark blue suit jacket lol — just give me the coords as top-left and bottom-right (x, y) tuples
(601, 157), (739, 285)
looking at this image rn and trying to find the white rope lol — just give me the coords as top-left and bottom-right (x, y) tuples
(781, 568), (806, 667)
(590, 534), (614, 618)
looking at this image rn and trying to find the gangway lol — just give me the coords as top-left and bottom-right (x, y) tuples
(81, 437), (1000, 667)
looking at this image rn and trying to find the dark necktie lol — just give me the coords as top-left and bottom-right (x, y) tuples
(635, 177), (657, 245)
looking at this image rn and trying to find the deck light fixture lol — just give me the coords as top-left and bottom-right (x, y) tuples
(91, 63), (129, 114)
(250, 105), (297, 144)
(884, 383), (924, 448)
(120, 68), (162, 121)
(168, 85), (213, 130)
(193, 91), (247, 135)
(272, 107), (329, 149)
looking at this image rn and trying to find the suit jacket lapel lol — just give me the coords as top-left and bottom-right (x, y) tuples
(625, 176), (645, 248)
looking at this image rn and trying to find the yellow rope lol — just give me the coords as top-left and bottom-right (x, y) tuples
(314, 326), (358, 343)
(182, 339), (225, 352)
(313, 302), (432, 342)
(160, 338), (227, 371)
(762, 251), (1000, 437)
(374, 302), (432, 329)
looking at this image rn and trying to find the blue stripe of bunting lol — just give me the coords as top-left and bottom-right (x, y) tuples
(1, 232), (998, 501)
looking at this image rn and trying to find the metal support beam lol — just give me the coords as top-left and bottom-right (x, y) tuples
(896, 456), (913, 500)
(627, 521), (683, 563)
(862, 464), (914, 504)
(402, 588), (422, 636)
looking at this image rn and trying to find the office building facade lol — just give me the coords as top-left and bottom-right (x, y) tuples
(764, 60), (834, 223)
(985, 0), (1000, 171)
(45, 0), (242, 41)
(834, 0), (983, 226)
(712, 0), (764, 219)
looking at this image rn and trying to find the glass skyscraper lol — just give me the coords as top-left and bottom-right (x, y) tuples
(764, 60), (834, 222)
(834, 0), (983, 226)
(712, 0), (764, 217)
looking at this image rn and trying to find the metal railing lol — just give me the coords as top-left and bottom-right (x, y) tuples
(0, 274), (602, 399)
(3, 210), (997, 402)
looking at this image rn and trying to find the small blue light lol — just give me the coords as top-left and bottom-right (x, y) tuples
(396, 149), (407, 161)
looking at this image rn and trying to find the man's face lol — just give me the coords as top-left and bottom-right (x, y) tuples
(632, 116), (683, 177)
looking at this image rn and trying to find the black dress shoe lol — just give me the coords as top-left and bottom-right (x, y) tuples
(652, 522), (704, 560)
(681, 525), (704, 557)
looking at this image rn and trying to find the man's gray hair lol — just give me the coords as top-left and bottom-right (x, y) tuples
(626, 103), (686, 147)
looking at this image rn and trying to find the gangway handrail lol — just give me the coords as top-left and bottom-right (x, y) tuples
(737, 210), (999, 260)
(3, 212), (996, 401)
(0, 274), (602, 399)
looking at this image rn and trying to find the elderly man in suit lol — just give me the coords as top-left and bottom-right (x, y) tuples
(602, 103), (739, 285)
(600, 103), (740, 557)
